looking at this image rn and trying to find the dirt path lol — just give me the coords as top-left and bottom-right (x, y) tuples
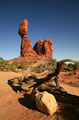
(0, 71), (79, 120)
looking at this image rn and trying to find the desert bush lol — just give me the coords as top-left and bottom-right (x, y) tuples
(0, 58), (19, 72)
(31, 67), (38, 71)
(68, 61), (79, 71)
(18, 63), (27, 70)
(69, 71), (75, 75)
(68, 63), (74, 68)
(61, 63), (71, 71)
(73, 61), (79, 70)
(32, 59), (57, 73)
(10, 64), (18, 72)
(12, 61), (19, 67)
(0, 58), (10, 71)
(0, 57), (4, 62)
(62, 63), (68, 68)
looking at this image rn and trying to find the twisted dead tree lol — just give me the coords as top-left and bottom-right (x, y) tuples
(19, 59), (75, 94)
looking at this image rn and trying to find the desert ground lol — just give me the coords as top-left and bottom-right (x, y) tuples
(0, 71), (79, 120)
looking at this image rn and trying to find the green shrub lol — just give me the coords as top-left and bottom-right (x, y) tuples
(68, 63), (74, 68)
(18, 63), (27, 70)
(68, 61), (79, 70)
(62, 63), (68, 68)
(0, 57), (4, 62)
(69, 71), (75, 75)
(73, 61), (79, 70)
(10, 64), (17, 72)
(12, 61), (19, 67)
(0, 58), (10, 71)
(31, 59), (57, 73)
(0, 58), (19, 72)
(31, 67), (37, 72)
(61, 63), (71, 72)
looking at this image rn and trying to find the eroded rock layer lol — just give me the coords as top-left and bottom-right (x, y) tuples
(18, 19), (53, 58)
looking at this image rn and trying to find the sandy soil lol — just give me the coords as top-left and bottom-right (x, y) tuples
(0, 71), (79, 120)
(59, 72), (79, 88)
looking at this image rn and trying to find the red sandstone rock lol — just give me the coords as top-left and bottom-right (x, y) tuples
(33, 40), (44, 55)
(19, 19), (37, 57)
(20, 37), (37, 57)
(18, 19), (53, 58)
(18, 19), (28, 38)
(33, 39), (53, 58)
(44, 39), (53, 58)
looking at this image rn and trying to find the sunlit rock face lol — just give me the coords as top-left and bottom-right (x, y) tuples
(18, 19), (53, 58)
(18, 19), (37, 57)
(18, 19), (28, 38)
(43, 39), (53, 58)
(33, 39), (53, 58)
(33, 40), (44, 55)
(20, 37), (37, 57)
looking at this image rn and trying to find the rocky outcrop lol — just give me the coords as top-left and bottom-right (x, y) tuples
(18, 19), (53, 58)
(18, 19), (37, 57)
(44, 39), (53, 58)
(35, 91), (58, 115)
(33, 40), (44, 55)
(33, 39), (53, 58)
(20, 37), (37, 57)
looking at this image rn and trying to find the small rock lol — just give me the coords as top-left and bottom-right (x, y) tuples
(35, 91), (58, 115)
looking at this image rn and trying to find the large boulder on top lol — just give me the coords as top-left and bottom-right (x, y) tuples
(35, 91), (58, 115)
(18, 19), (28, 38)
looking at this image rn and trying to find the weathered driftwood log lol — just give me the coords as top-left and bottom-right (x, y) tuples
(12, 60), (47, 84)
(28, 59), (75, 97)
(12, 59), (75, 94)
(28, 59), (75, 87)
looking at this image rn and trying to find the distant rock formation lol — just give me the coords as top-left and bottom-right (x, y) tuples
(20, 37), (37, 57)
(33, 40), (44, 55)
(33, 39), (53, 58)
(18, 19), (53, 58)
(18, 19), (37, 57)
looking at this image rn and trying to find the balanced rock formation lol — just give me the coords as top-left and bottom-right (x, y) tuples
(18, 19), (53, 58)
(35, 91), (58, 115)
(18, 19), (37, 57)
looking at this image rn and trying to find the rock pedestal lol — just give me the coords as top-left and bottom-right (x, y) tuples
(18, 19), (53, 58)
(20, 37), (37, 57)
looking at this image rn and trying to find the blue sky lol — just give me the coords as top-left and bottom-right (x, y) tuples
(0, 0), (79, 60)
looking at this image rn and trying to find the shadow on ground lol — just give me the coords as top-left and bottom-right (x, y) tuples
(18, 94), (37, 110)
(53, 92), (79, 120)
(8, 79), (37, 110)
(8, 78), (79, 120)
(8, 79), (22, 93)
